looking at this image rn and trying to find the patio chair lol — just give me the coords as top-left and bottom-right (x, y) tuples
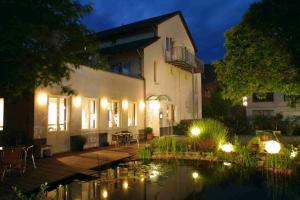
(0, 147), (25, 181)
(130, 133), (140, 148)
(112, 133), (121, 147)
(23, 145), (36, 172)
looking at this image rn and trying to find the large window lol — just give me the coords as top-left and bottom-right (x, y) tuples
(108, 101), (120, 128)
(128, 102), (137, 126)
(252, 93), (274, 102)
(0, 98), (3, 131)
(82, 98), (97, 129)
(48, 97), (68, 132)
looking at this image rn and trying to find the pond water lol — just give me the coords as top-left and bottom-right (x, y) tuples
(47, 160), (300, 200)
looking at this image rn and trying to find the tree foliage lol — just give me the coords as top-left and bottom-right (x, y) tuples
(214, 0), (300, 104)
(0, 0), (102, 98)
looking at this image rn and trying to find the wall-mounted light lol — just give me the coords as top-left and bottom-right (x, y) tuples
(37, 92), (47, 106)
(242, 96), (248, 106)
(102, 189), (108, 199)
(122, 180), (129, 190)
(139, 101), (145, 110)
(122, 100), (128, 110)
(73, 96), (81, 108)
(101, 98), (109, 109)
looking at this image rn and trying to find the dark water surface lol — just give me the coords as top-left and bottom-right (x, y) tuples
(47, 160), (300, 200)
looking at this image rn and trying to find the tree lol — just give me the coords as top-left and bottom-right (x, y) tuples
(214, 0), (300, 105)
(0, 0), (101, 98)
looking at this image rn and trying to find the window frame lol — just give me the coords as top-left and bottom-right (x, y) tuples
(82, 98), (98, 130)
(107, 100), (120, 128)
(47, 96), (69, 133)
(128, 102), (137, 127)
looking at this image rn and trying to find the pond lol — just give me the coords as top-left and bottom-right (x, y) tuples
(47, 160), (300, 200)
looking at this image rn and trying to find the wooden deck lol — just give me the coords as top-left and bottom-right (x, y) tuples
(0, 143), (142, 199)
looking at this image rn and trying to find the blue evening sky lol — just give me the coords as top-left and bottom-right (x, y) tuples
(80, 0), (258, 63)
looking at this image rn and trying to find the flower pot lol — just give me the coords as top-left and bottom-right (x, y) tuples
(260, 135), (269, 141)
(147, 133), (153, 140)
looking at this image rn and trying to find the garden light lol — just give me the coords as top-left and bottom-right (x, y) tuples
(191, 127), (201, 136)
(264, 140), (281, 154)
(192, 172), (199, 179)
(122, 180), (129, 190)
(37, 92), (47, 105)
(220, 143), (234, 153)
(223, 162), (232, 167)
(102, 189), (108, 198)
(149, 170), (160, 179)
(291, 149), (298, 159)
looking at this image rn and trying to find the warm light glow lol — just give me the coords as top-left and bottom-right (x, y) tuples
(149, 170), (160, 179)
(223, 162), (232, 166)
(140, 177), (145, 182)
(192, 172), (199, 179)
(221, 143), (234, 153)
(73, 96), (81, 108)
(291, 149), (298, 159)
(242, 96), (248, 106)
(122, 100), (129, 110)
(264, 140), (281, 154)
(122, 180), (129, 190)
(149, 100), (160, 110)
(0, 98), (3, 131)
(191, 127), (201, 136)
(101, 98), (109, 109)
(102, 189), (108, 199)
(37, 92), (47, 105)
(139, 101), (145, 110)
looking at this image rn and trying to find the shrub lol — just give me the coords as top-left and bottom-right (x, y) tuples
(145, 127), (153, 134)
(138, 148), (152, 160)
(71, 135), (87, 151)
(150, 136), (177, 153)
(173, 121), (189, 135)
(189, 119), (229, 151)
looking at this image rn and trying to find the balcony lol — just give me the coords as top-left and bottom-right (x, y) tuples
(165, 46), (204, 73)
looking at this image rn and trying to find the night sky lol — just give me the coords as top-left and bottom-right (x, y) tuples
(80, 0), (258, 64)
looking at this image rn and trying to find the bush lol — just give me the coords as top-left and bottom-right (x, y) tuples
(150, 136), (177, 153)
(145, 127), (153, 134)
(71, 135), (87, 151)
(173, 121), (189, 135)
(189, 119), (229, 151)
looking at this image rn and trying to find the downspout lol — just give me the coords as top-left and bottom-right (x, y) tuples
(192, 67), (195, 119)
(137, 49), (147, 139)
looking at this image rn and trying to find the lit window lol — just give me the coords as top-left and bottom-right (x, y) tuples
(82, 98), (97, 129)
(108, 101), (120, 128)
(128, 102), (137, 126)
(0, 98), (3, 131)
(48, 97), (68, 132)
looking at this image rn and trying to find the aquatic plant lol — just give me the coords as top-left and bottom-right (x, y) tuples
(150, 136), (178, 153)
(236, 146), (257, 167)
(138, 148), (152, 160)
(264, 148), (294, 172)
(189, 119), (229, 151)
(12, 183), (49, 200)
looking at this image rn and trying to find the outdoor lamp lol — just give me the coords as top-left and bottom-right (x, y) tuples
(220, 143), (234, 153)
(101, 98), (109, 109)
(102, 189), (108, 199)
(122, 100), (129, 110)
(191, 127), (201, 136)
(37, 92), (47, 106)
(264, 140), (281, 154)
(73, 96), (81, 108)
(192, 171), (199, 179)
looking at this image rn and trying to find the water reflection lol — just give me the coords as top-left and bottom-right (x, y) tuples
(47, 160), (300, 200)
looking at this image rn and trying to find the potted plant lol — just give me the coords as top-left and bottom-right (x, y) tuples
(71, 135), (87, 151)
(145, 127), (153, 140)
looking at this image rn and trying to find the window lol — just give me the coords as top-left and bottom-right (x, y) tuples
(128, 102), (137, 126)
(252, 110), (274, 117)
(0, 98), (3, 131)
(48, 97), (68, 132)
(122, 62), (131, 75)
(165, 37), (173, 51)
(82, 98), (97, 129)
(108, 101), (120, 128)
(154, 61), (157, 83)
(252, 93), (274, 102)
(111, 63), (122, 73)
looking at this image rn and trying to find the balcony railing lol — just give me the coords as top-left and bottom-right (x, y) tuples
(165, 46), (204, 73)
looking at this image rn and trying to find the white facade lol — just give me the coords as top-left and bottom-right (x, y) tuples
(245, 92), (300, 118)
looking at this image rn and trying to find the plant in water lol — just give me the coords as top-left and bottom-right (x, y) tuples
(236, 146), (257, 167)
(138, 148), (152, 160)
(189, 119), (228, 152)
(12, 183), (49, 200)
(265, 148), (294, 172)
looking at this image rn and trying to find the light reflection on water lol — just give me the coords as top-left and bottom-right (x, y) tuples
(47, 160), (300, 200)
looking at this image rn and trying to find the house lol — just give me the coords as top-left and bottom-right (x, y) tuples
(0, 11), (203, 153)
(244, 93), (300, 118)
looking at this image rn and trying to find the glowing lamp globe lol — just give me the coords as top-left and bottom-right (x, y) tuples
(220, 143), (234, 153)
(264, 140), (281, 154)
(192, 172), (199, 179)
(191, 127), (201, 136)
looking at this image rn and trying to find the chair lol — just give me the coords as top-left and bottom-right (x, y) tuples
(23, 145), (36, 172)
(112, 134), (121, 147)
(130, 133), (140, 148)
(0, 147), (25, 181)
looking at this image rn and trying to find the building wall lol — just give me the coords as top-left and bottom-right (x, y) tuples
(246, 92), (300, 117)
(143, 15), (202, 135)
(34, 65), (145, 153)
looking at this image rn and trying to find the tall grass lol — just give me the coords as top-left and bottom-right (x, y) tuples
(150, 136), (178, 153)
(189, 119), (229, 151)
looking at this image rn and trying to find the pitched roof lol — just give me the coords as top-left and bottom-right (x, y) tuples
(98, 37), (159, 54)
(96, 11), (198, 52)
